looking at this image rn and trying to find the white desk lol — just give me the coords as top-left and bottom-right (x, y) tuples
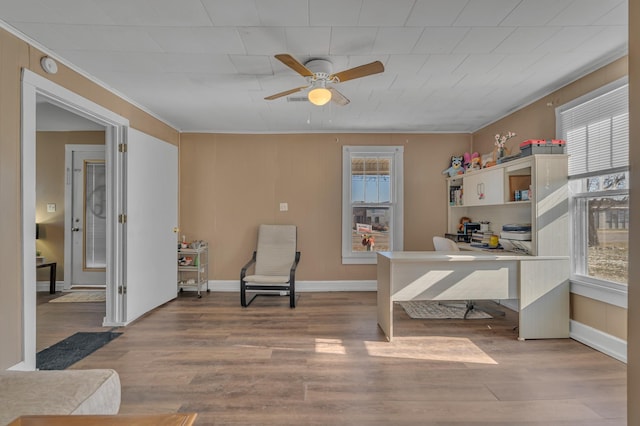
(377, 251), (569, 341)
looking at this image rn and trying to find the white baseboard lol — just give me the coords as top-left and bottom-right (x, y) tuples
(570, 320), (627, 363)
(8, 361), (29, 371)
(38, 280), (376, 293)
(202, 280), (377, 292)
(36, 281), (62, 292)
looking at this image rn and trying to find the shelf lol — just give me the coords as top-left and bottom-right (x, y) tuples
(178, 242), (208, 254)
(178, 266), (205, 272)
(445, 154), (568, 257)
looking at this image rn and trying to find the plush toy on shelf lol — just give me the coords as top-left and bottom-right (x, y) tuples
(458, 216), (472, 232)
(442, 155), (464, 177)
(463, 152), (481, 172)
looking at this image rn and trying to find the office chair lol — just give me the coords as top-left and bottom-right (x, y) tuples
(433, 236), (460, 251)
(432, 236), (503, 319)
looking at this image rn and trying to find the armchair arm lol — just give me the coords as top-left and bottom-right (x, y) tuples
(241, 252), (257, 281)
(289, 251), (301, 282)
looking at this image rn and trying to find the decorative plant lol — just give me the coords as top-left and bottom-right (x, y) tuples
(494, 131), (517, 150)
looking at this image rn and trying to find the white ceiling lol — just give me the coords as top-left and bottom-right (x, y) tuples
(1, 0), (628, 133)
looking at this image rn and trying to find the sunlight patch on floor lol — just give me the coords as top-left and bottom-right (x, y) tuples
(314, 338), (347, 355)
(364, 336), (498, 364)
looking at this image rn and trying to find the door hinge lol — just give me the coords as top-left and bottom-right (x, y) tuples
(118, 143), (127, 153)
(118, 214), (127, 224)
(118, 286), (127, 294)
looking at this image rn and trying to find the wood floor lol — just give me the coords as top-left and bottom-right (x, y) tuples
(37, 291), (627, 425)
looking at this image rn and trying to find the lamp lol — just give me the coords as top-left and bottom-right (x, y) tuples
(308, 81), (332, 106)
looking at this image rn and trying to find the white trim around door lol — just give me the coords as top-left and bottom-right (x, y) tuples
(19, 69), (129, 371)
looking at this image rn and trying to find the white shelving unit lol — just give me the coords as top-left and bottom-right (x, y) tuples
(444, 154), (571, 339)
(177, 242), (209, 298)
(446, 154), (568, 256)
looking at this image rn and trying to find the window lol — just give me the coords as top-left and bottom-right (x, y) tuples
(342, 146), (403, 264)
(557, 78), (629, 300)
(569, 172), (628, 285)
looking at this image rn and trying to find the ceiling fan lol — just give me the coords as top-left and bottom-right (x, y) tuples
(265, 54), (385, 106)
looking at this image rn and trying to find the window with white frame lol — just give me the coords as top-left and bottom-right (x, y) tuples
(557, 78), (629, 295)
(342, 146), (403, 264)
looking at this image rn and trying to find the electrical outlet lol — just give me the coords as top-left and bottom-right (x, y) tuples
(279, 202), (288, 212)
(47, 203), (56, 213)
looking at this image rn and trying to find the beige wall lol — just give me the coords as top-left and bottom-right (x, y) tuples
(627, 0), (639, 421)
(179, 133), (471, 281)
(35, 131), (105, 282)
(0, 25), (29, 369)
(570, 294), (627, 340)
(472, 57), (629, 343)
(0, 26), (179, 369)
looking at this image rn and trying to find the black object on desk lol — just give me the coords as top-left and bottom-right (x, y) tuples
(445, 233), (471, 243)
(37, 262), (57, 294)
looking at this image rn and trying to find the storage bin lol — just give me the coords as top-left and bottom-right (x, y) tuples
(550, 139), (566, 154)
(519, 139), (565, 156)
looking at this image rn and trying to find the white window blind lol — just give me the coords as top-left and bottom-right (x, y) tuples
(557, 81), (629, 177)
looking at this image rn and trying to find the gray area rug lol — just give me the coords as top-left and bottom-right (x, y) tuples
(397, 300), (492, 319)
(50, 291), (106, 303)
(36, 331), (121, 370)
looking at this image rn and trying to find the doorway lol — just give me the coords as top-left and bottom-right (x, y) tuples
(35, 128), (108, 353)
(21, 69), (128, 370)
(65, 145), (107, 289)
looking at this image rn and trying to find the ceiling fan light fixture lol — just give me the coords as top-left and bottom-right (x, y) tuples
(308, 87), (332, 106)
(307, 80), (331, 106)
(266, 54), (383, 105)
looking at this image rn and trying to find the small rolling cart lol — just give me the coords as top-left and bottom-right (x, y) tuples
(177, 241), (209, 298)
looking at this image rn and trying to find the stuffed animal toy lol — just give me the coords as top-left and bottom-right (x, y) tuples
(442, 155), (464, 177)
(458, 216), (472, 232)
(463, 152), (481, 172)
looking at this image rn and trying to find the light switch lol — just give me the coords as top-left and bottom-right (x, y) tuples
(47, 203), (56, 213)
(279, 203), (288, 212)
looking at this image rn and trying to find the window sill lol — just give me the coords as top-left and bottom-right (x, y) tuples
(570, 276), (627, 309)
(342, 256), (377, 265)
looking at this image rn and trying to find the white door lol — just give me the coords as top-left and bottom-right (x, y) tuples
(124, 129), (178, 323)
(70, 147), (106, 286)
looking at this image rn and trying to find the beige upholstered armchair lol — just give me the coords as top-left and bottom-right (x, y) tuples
(240, 224), (301, 308)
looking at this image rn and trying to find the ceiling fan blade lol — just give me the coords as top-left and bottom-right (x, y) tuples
(274, 54), (314, 78)
(330, 61), (384, 83)
(264, 85), (309, 100)
(328, 87), (350, 106)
